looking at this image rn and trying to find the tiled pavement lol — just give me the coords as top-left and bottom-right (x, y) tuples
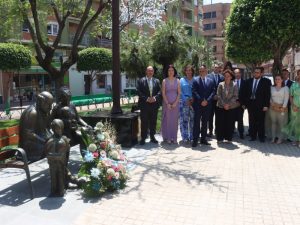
(73, 136), (300, 225)
(1, 135), (300, 225)
(1, 105), (300, 225)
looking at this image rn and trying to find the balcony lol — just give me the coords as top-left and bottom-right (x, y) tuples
(69, 34), (112, 48)
(183, 17), (193, 26)
(92, 38), (112, 48)
(181, 0), (193, 11)
(69, 34), (90, 46)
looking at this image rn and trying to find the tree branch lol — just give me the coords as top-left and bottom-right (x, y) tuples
(28, 0), (49, 52)
(63, 0), (110, 73)
(52, 11), (71, 49)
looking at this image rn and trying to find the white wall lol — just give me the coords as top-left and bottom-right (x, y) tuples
(68, 65), (127, 96)
(68, 64), (85, 96)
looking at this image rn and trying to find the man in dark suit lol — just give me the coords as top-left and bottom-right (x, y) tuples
(192, 65), (215, 147)
(244, 67), (271, 142)
(234, 69), (246, 139)
(137, 66), (162, 145)
(207, 64), (224, 136)
(282, 69), (294, 88)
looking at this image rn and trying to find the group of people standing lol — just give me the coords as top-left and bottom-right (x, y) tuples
(137, 63), (300, 148)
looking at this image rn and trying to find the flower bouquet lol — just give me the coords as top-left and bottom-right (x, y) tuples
(78, 122), (130, 197)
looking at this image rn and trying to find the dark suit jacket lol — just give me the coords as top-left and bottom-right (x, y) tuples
(208, 73), (224, 94)
(192, 76), (215, 110)
(137, 77), (161, 109)
(284, 79), (294, 88)
(236, 79), (246, 106)
(244, 77), (271, 109)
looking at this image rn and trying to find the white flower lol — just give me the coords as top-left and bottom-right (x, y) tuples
(102, 132), (109, 139)
(107, 168), (115, 176)
(88, 143), (97, 152)
(94, 122), (104, 131)
(90, 168), (101, 178)
(97, 133), (105, 141)
(109, 150), (120, 160)
(114, 172), (120, 179)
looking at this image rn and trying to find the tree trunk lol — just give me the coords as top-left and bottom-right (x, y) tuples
(54, 74), (65, 99)
(89, 75), (93, 95)
(272, 52), (283, 77)
(111, 0), (122, 114)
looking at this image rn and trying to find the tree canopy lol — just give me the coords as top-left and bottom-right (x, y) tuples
(120, 31), (151, 78)
(77, 47), (112, 73)
(226, 0), (300, 74)
(0, 43), (31, 71)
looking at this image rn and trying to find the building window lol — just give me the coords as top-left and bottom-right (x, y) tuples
(22, 22), (29, 32)
(212, 23), (216, 29)
(126, 78), (137, 88)
(97, 74), (106, 89)
(212, 11), (217, 18)
(203, 24), (211, 30)
(213, 46), (217, 53)
(47, 22), (59, 36)
(203, 12), (211, 19)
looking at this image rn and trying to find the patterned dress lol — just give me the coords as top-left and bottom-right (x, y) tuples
(161, 78), (180, 142)
(179, 77), (194, 141)
(283, 82), (300, 141)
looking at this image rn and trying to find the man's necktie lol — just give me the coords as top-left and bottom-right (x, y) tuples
(251, 79), (258, 99)
(237, 79), (240, 90)
(148, 78), (153, 97)
(202, 78), (206, 88)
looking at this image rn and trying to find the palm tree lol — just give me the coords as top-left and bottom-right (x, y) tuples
(182, 36), (214, 72)
(151, 19), (188, 74)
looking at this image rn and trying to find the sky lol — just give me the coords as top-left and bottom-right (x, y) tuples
(203, 0), (232, 5)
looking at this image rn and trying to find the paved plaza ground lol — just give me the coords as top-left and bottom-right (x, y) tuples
(1, 133), (300, 225)
(1, 103), (300, 225)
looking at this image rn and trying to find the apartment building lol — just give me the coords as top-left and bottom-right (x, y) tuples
(202, 3), (231, 63)
(165, 0), (203, 36)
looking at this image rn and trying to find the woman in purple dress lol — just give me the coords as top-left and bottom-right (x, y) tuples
(161, 65), (181, 144)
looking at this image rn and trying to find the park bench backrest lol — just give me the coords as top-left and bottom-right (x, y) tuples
(0, 125), (19, 149)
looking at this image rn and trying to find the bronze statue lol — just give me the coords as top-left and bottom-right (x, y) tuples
(19, 91), (53, 162)
(51, 86), (91, 147)
(45, 119), (70, 197)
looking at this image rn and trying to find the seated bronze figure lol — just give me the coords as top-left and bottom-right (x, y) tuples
(19, 91), (53, 162)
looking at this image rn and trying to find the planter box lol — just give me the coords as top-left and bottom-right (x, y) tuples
(81, 111), (139, 148)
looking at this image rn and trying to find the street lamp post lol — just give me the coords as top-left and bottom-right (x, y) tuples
(111, 0), (123, 114)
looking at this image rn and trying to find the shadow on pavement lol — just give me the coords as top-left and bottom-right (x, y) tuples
(124, 150), (229, 201)
(0, 159), (82, 207)
(238, 138), (300, 158)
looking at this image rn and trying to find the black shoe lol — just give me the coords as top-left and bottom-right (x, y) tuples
(139, 140), (145, 145)
(150, 137), (158, 144)
(192, 141), (198, 147)
(200, 140), (211, 145)
(259, 138), (265, 143)
(249, 138), (256, 141)
(240, 134), (244, 139)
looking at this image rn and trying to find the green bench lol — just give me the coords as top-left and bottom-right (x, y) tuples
(71, 94), (112, 108)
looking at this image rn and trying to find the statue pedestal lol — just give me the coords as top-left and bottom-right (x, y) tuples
(81, 111), (139, 148)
